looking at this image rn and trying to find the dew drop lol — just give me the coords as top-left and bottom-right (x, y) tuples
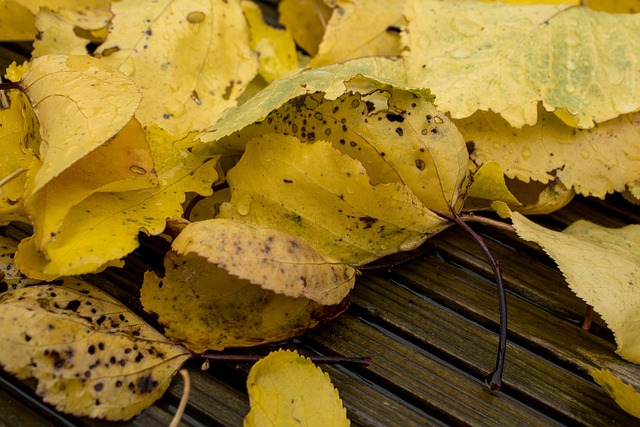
(580, 150), (590, 160)
(452, 17), (482, 36)
(565, 34), (580, 47)
(521, 147), (532, 160)
(187, 11), (206, 23)
(565, 84), (575, 94)
(451, 48), (472, 59)
(565, 60), (577, 71)
(236, 195), (252, 216)
(130, 166), (146, 175)
(433, 116), (444, 124)
(415, 159), (426, 171)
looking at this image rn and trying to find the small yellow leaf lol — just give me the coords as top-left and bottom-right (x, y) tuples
(311, 0), (404, 67)
(458, 107), (640, 198)
(20, 54), (142, 196)
(510, 212), (640, 363)
(141, 252), (348, 353)
(590, 369), (640, 419)
(220, 134), (449, 265)
(467, 161), (522, 207)
(96, 0), (258, 135)
(172, 219), (356, 305)
(0, 279), (191, 420)
(244, 349), (349, 427)
(242, 0), (298, 82)
(277, 0), (333, 56)
(0, 236), (41, 290)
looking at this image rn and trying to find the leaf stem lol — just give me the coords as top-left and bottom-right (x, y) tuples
(0, 168), (27, 188)
(450, 209), (507, 390)
(0, 81), (22, 93)
(168, 369), (190, 427)
(193, 353), (371, 367)
(458, 213), (515, 233)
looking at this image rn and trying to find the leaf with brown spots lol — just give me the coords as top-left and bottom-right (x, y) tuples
(141, 251), (348, 353)
(0, 278), (190, 421)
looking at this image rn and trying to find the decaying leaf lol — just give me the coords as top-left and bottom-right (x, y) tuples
(590, 369), (640, 419)
(0, 235), (41, 290)
(0, 279), (191, 420)
(310, 0), (405, 67)
(219, 133), (449, 265)
(509, 210), (640, 363)
(172, 219), (356, 305)
(218, 88), (468, 214)
(141, 251), (348, 353)
(245, 349), (349, 427)
(459, 108), (640, 198)
(95, 0), (258, 136)
(402, 0), (640, 128)
(277, 0), (333, 56)
(15, 125), (218, 277)
(242, 0), (298, 82)
(19, 54), (142, 196)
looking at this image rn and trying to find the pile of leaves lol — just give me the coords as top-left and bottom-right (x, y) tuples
(0, 0), (639, 423)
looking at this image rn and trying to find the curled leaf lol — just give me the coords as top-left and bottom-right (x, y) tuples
(590, 369), (640, 419)
(172, 219), (356, 305)
(0, 279), (191, 421)
(141, 252), (348, 353)
(245, 349), (349, 427)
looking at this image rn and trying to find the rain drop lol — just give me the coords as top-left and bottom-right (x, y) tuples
(521, 147), (531, 160)
(236, 195), (252, 216)
(187, 11), (206, 23)
(415, 159), (426, 171)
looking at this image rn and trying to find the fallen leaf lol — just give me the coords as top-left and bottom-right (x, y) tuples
(172, 218), (356, 305)
(0, 1), (36, 41)
(196, 57), (410, 145)
(277, 0), (333, 56)
(590, 369), (640, 419)
(15, 125), (218, 277)
(242, 0), (298, 82)
(32, 7), (112, 57)
(244, 349), (349, 427)
(217, 89), (468, 214)
(0, 279), (191, 420)
(0, 235), (41, 290)
(509, 210), (640, 363)
(95, 0), (258, 136)
(19, 54), (142, 196)
(587, 0), (640, 13)
(140, 251), (348, 353)
(310, 0), (405, 67)
(402, 0), (640, 128)
(219, 133), (449, 265)
(458, 107), (640, 198)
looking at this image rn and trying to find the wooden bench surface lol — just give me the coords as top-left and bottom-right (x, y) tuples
(2, 5), (640, 426)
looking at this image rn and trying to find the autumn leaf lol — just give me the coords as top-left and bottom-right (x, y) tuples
(95, 0), (258, 136)
(0, 279), (191, 420)
(19, 54), (142, 196)
(0, 90), (38, 225)
(172, 219), (356, 305)
(402, 0), (640, 128)
(242, 0), (298, 82)
(245, 349), (349, 427)
(0, 235), (41, 290)
(196, 57), (410, 145)
(32, 6), (112, 57)
(508, 209), (640, 363)
(0, 1), (36, 41)
(141, 251), (348, 353)
(277, 0), (333, 56)
(458, 107), (640, 198)
(219, 133), (449, 265)
(15, 125), (218, 277)
(310, 0), (404, 67)
(217, 88), (468, 214)
(590, 369), (640, 419)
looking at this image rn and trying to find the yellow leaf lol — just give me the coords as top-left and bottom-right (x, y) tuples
(458, 108), (640, 198)
(244, 349), (349, 427)
(26, 118), (158, 251)
(277, 0), (333, 56)
(15, 125), (218, 277)
(0, 90), (38, 225)
(172, 218), (356, 305)
(590, 369), (640, 419)
(403, 0), (640, 128)
(19, 54), (142, 195)
(0, 279), (191, 420)
(214, 88), (467, 214)
(588, 0), (640, 13)
(95, 0), (258, 136)
(467, 161), (523, 206)
(242, 0), (298, 82)
(0, 1), (36, 41)
(141, 252), (348, 353)
(0, 235), (41, 290)
(12, 0), (109, 15)
(220, 134), (449, 265)
(32, 7), (112, 57)
(311, 0), (404, 67)
(510, 211), (640, 363)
